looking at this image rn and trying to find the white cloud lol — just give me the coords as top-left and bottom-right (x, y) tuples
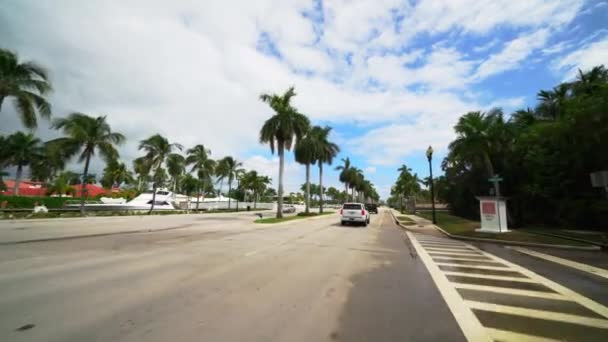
(542, 41), (572, 55)
(554, 38), (608, 80)
(474, 29), (550, 80)
(364, 166), (377, 174)
(0, 0), (590, 194)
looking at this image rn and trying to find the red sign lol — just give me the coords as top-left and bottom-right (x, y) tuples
(482, 202), (496, 215)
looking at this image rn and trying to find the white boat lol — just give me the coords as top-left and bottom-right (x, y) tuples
(67, 188), (178, 211)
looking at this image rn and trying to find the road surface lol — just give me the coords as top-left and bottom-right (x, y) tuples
(0, 209), (607, 341)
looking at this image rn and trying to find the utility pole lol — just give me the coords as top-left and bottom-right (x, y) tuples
(426, 146), (436, 225)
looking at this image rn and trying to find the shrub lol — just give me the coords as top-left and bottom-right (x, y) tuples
(0, 195), (69, 209)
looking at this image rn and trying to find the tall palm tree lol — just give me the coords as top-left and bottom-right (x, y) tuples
(4, 132), (44, 195)
(138, 134), (182, 213)
(30, 141), (69, 183)
(259, 86), (310, 218)
(51, 113), (125, 214)
(310, 126), (340, 213)
(216, 156), (243, 209)
(180, 173), (198, 212)
(166, 153), (186, 196)
(186, 144), (216, 210)
(294, 130), (316, 213)
(133, 156), (151, 192)
(348, 167), (363, 201)
(335, 157), (352, 201)
(101, 159), (134, 189)
(0, 49), (52, 128)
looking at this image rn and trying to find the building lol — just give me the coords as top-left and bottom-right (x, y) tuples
(1, 179), (117, 197)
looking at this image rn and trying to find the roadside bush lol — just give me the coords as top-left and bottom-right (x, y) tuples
(297, 212), (319, 217)
(0, 195), (69, 209)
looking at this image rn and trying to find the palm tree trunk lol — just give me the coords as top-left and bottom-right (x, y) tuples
(319, 163), (324, 214)
(344, 183), (348, 202)
(254, 192), (257, 209)
(305, 163), (310, 214)
(228, 178), (232, 210)
(196, 179), (201, 211)
(80, 155), (91, 215)
(148, 181), (157, 214)
(351, 187), (355, 201)
(277, 143), (285, 219)
(13, 165), (23, 195)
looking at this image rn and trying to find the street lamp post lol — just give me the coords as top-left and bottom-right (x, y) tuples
(426, 146), (437, 225)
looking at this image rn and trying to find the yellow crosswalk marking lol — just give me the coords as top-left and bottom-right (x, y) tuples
(485, 328), (562, 342)
(452, 283), (569, 301)
(442, 271), (536, 283)
(509, 247), (608, 280)
(466, 300), (608, 329)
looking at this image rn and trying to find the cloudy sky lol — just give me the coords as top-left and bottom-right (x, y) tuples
(1, 0), (607, 198)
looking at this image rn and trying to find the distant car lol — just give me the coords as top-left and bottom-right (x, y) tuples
(365, 203), (378, 214)
(340, 203), (370, 226)
(282, 205), (296, 213)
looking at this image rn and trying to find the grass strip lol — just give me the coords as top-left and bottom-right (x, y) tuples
(416, 212), (591, 247)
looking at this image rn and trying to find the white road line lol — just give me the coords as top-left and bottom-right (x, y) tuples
(424, 247), (483, 254)
(420, 243), (474, 250)
(466, 300), (608, 329)
(485, 328), (562, 342)
(431, 255), (494, 262)
(427, 251), (492, 261)
(509, 247), (608, 280)
(467, 245), (608, 319)
(443, 272), (536, 283)
(406, 231), (492, 341)
(435, 262), (509, 271)
(416, 238), (464, 246)
(429, 251), (489, 257)
(452, 283), (569, 301)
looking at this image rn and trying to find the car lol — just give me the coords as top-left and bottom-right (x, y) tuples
(282, 204), (296, 213)
(340, 202), (370, 226)
(365, 203), (378, 214)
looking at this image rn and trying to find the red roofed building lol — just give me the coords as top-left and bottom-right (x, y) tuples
(1, 179), (117, 197)
(1, 180), (47, 196)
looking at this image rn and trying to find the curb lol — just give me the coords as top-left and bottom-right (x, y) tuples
(389, 210), (600, 251)
(523, 230), (608, 251)
(0, 224), (196, 245)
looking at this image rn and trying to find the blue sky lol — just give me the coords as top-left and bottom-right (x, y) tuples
(1, 0), (607, 198)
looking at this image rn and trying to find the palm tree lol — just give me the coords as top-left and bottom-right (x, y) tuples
(347, 167), (363, 201)
(0, 49), (52, 129)
(294, 130), (316, 213)
(259, 86), (310, 218)
(101, 159), (134, 189)
(216, 156), (243, 209)
(166, 153), (186, 196)
(310, 126), (340, 213)
(46, 172), (76, 197)
(138, 134), (182, 213)
(335, 157), (352, 201)
(186, 144), (216, 210)
(180, 173), (198, 212)
(449, 110), (503, 180)
(51, 113), (124, 214)
(4, 132), (44, 195)
(30, 141), (69, 183)
(133, 157), (151, 192)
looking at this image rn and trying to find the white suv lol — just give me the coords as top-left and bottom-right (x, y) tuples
(340, 203), (370, 227)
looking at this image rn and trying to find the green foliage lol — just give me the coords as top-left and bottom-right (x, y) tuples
(0, 195), (69, 208)
(437, 65), (608, 229)
(0, 48), (52, 129)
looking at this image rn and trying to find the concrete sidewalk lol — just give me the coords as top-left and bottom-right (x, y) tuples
(390, 209), (444, 237)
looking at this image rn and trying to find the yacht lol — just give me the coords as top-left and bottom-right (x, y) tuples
(66, 188), (178, 211)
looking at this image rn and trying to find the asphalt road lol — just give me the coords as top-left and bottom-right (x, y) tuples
(0, 209), (607, 341)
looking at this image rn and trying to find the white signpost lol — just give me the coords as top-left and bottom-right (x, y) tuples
(476, 175), (508, 233)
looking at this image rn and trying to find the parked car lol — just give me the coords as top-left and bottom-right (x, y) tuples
(340, 202), (370, 226)
(365, 203), (378, 214)
(282, 204), (296, 213)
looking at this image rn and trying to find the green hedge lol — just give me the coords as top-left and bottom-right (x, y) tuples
(0, 195), (69, 209)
